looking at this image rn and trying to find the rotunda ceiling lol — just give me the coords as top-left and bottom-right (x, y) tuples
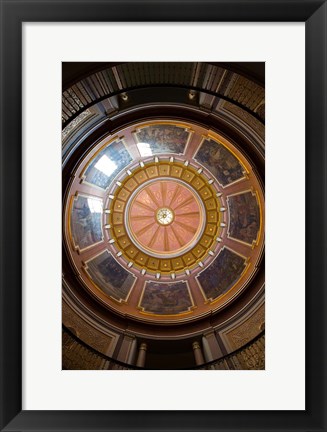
(64, 119), (264, 324)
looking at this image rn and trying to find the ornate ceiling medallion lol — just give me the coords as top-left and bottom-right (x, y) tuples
(107, 160), (222, 278)
(156, 207), (174, 226)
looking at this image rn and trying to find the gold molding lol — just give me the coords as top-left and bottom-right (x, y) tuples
(108, 160), (222, 275)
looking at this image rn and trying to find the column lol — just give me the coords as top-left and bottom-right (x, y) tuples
(192, 341), (205, 366)
(202, 331), (223, 362)
(136, 342), (147, 367)
(202, 336), (214, 362)
(116, 334), (136, 364)
(127, 337), (137, 365)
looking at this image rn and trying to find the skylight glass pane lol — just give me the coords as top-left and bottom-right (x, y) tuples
(137, 142), (153, 157)
(87, 198), (103, 214)
(94, 155), (117, 177)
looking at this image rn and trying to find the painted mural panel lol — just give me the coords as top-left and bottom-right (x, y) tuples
(228, 192), (260, 245)
(140, 281), (192, 315)
(86, 250), (135, 302)
(70, 195), (103, 250)
(84, 140), (132, 189)
(195, 138), (245, 186)
(197, 248), (246, 301)
(135, 124), (189, 155)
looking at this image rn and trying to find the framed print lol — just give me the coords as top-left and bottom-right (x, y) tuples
(0, 1), (326, 431)
(62, 61), (266, 371)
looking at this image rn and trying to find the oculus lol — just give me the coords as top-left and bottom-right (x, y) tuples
(156, 208), (174, 226)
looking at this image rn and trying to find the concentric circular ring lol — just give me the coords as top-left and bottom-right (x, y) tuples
(64, 118), (264, 324)
(109, 160), (222, 276)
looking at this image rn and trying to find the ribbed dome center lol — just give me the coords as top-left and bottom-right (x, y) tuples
(127, 179), (204, 257)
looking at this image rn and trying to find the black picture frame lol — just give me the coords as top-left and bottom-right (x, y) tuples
(0, 1), (326, 431)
